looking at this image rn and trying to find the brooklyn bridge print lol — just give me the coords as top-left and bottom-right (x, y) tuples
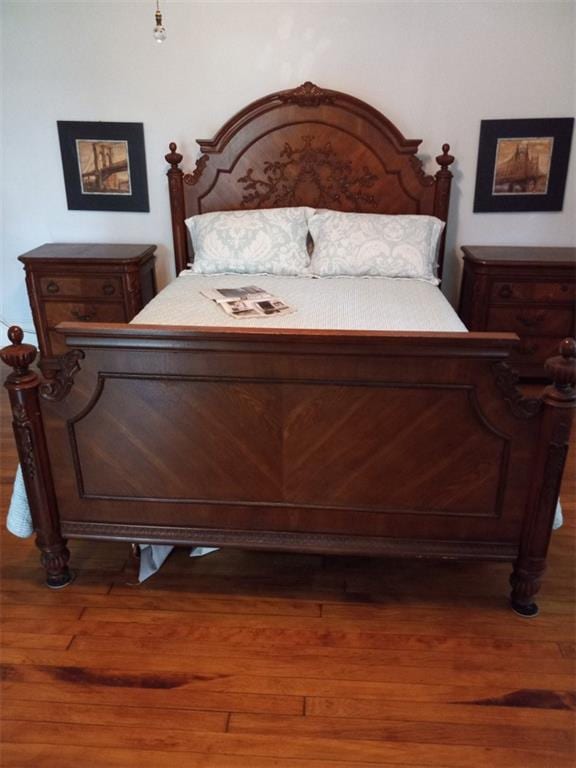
(76, 139), (131, 195)
(492, 137), (553, 195)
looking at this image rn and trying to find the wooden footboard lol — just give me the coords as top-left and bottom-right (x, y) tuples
(2, 323), (575, 614)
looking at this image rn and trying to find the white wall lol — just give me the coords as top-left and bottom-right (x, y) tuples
(2, 0), (575, 334)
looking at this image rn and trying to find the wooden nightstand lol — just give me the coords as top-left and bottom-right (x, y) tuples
(19, 243), (157, 375)
(459, 246), (576, 378)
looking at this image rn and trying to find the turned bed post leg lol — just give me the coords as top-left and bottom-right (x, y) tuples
(165, 142), (188, 276)
(434, 143), (454, 282)
(0, 327), (73, 588)
(510, 338), (576, 617)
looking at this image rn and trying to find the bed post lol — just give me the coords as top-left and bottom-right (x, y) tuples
(434, 144), (454, 280)
(510, 338), (576, 617)
(165, 142), (188, 275)
(0, 327), (73, 589)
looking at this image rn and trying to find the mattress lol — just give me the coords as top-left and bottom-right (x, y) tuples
(134, 272), (468, 332)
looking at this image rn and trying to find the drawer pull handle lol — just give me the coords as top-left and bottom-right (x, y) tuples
(102, 282), (116, 296)
(498, 284), (513, 299)
(70, 308), (96, 322)
(46, 281), (60, 294)
(516, 313), (545, 328)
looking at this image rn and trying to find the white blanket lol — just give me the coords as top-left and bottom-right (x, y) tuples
(135, 272), (468, 332)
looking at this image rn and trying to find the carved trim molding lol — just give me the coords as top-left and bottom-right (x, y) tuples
(535, 416), (573, 526)
(40, 350), (85, 402)
(62, 520), (517, 560)
(13, 403), (28, 425)
(239, 135), (378, 209)
(10, 401), (37, 478)
(16, 424), (37, 480)
(183, 155), (209, 186)
(492, 362), (542, 419)
(278, 81), (334, 108)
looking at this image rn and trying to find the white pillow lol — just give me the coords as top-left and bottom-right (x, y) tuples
(308, 210), (445, 284)
(186, 207), (313, 275)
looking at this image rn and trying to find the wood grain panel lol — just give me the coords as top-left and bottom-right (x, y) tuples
(70, 377), (508, 522)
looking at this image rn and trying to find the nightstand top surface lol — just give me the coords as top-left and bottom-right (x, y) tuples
(18, 243), (156, 263)
(462, 245), (576, 266)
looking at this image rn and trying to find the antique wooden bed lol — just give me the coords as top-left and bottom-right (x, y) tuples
(2, 82), (575, 616)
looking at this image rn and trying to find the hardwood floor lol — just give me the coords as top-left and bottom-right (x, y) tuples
(1, 375), (574, 767)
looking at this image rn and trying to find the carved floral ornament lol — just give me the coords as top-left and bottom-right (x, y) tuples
(278, 81), (335, 108)
(238, 135), (379, 210)
(492, 362), (542, 419)
(40, 350), (85, 402)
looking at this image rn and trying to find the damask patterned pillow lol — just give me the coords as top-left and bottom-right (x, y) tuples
(308, 210), (445, 283)
(186, 208), (313, 275)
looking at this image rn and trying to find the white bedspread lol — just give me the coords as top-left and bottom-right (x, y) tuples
(135, 272), (468, 332)
(7, 274), (562, 578)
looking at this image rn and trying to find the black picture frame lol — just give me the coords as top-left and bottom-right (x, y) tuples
(473, 117), (573, 213)
(57, 121), (149, 212)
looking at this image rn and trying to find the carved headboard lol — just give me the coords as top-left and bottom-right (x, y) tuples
(165, 82), (454, 277)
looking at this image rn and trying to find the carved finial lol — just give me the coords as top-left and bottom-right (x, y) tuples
(0, 326), (37, 375)
(560, 338), (576, 359)
(279, 82), (334, 107)
(545, 338), (576, 393)
(436, 144), (455, 172)
(8, 326), (24, 345)
(165, 142), (183, 169)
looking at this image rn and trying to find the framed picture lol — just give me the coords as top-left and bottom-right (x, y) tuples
(473, 117), (573, 213)
(57, 121), (149, 212)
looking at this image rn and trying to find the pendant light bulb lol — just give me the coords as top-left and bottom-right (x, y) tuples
(153, 3), (167, 43)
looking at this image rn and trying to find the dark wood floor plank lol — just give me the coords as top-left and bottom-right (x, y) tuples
(0, 631), (73, 651)
(228, 712), (574, 751)
(1, 681), (304, 716)
(1, 670), (573, 709)
(1, 646), (574, 691)
(305, 697), (575, 729)
(1, 698), (228, 732)
(69, 606), (575, 645)
(0, 589), (322, 617)
(2, 720), (573, 767)
(0, 616), (567, 658)
(0, 743), (413, 768)
(67, 634), (574, 675)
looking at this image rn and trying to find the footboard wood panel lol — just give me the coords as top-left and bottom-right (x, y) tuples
(2, 324), (575, 611)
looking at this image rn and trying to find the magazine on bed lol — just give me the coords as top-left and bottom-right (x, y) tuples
(200, 285), (294, 318)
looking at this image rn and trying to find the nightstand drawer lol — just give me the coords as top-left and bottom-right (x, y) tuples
(486, 307), (574, 337)
(44, 301), (126, 326)
(39, 275), (122, 299)
(491, 280), (575, 304)
(510, 336), (563, 370)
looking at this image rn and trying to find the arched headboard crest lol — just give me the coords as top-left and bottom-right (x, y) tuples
(165, 82), (454, 277)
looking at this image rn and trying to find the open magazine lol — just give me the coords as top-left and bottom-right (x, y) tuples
(200, 285), (294, 319)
